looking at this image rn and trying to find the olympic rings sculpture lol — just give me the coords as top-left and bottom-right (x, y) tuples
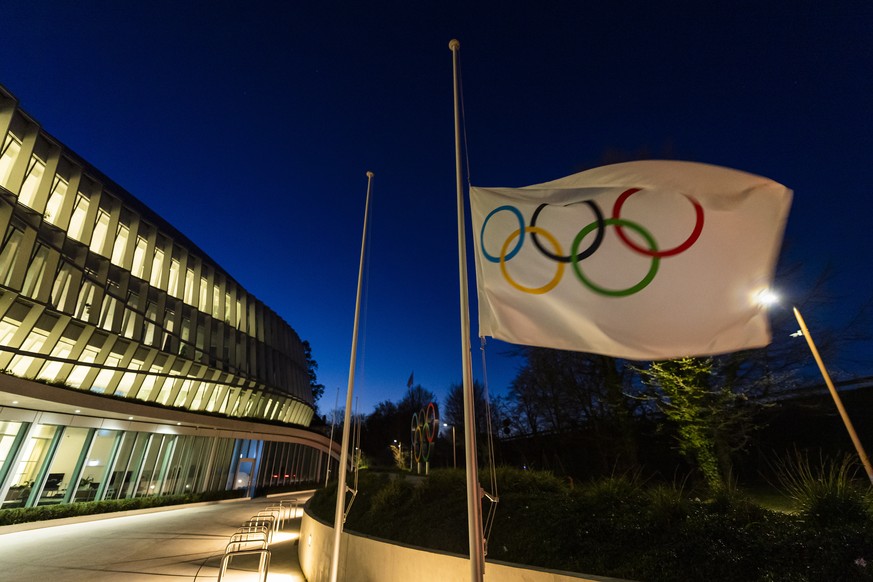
(411, 402), (439, 463)
(479, 188), (704, 297)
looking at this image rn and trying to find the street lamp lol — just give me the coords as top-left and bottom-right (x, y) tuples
(443, 423), (456, 469)
(759, 290), (873, 484)
(392, 439), (402, 470)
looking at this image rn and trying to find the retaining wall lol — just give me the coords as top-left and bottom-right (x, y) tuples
(298, 507), (630, 582)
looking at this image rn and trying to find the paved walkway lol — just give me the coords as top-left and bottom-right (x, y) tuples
(0, 491), (313, 581)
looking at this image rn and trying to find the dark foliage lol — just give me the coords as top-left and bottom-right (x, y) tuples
(309, 467), (873, 581)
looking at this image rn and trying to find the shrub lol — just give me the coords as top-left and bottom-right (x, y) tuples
(772, 449), (873, 527)
(0, 490), (245, 526)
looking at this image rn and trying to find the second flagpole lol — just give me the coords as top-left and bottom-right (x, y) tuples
(449, 38), (486, 582)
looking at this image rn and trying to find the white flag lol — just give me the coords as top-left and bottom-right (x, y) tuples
(470, 160), (792, 360)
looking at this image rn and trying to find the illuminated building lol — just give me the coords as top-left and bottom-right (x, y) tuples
(0, 84), (334, 508)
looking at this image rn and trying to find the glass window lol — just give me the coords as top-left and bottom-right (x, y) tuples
(183, 269), (195, 304)
(150, 248), (164, 288)
(0, 133), (22, 189)
(212, 285), (221, 319)
(36, 337), (75, 382)
(98, 295), (119, 331)
(155, 373), (178, 405)
(44, 176), (68, 225)
(8, 328), (49, 376)
(67, 193), (90, 242)
(167, 259), (180, 298)
(106, 432), (146, 500)
(0, 226), (24, 286)
(36, 426), (90, 506)
(173, 380), (193, 407)
(91, 354), (120, 393)
(89, 210), (110, 256)
(198, 277), (208, 310)
(110, 223), (129, 266)
(136, 364), (164, 401)
(73, 429), (117, 503)
(66, 345), (99, 388)
(143, 302), (158, 346)
(51, 262), (75, 310)
(17, 155), (45, 209)
(0, 317), (19, 346)
(120, 290), (140, 339)
(115, 358), (143, 398)
(0, 421), (24, 482)
(75, 280), (97, 320)
(2, 424), (58, 508)
(21, 244), (50, 299)
(131, 236), (147, 278)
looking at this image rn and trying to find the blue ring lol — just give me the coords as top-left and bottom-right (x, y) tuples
(481, 205), (525, 263)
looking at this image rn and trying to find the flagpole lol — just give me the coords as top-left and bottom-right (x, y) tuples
(329, 171), (374, 582)
(793, 307), (873, 484)
(325, 386), (340, 487)
(449, 38), (486, 582)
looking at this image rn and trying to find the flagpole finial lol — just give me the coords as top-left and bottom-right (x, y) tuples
(366, 171), (374, 178)
(449, 39), (460, 51)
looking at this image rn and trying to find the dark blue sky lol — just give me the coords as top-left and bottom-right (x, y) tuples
(3, 1), (872, 414)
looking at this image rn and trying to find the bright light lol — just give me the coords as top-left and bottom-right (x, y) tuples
(754, 288), (779, 307)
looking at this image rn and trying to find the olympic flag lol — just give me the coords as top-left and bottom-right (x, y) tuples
(470, 160), (792, 360)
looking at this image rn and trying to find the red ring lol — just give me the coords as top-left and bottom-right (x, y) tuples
(612, 188), (704, 258)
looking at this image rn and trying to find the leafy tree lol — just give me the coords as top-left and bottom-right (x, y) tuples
(639, 357), (764, 491)
(301, 340), (325, 403)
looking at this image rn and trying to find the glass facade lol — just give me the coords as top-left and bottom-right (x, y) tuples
(0, 84), (337, 509)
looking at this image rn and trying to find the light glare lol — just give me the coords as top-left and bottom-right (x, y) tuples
(755, 289), (779, 307)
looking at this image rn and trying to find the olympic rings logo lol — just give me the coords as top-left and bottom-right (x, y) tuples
(411, 402), (439, 463)
(479, 188), (704, 297)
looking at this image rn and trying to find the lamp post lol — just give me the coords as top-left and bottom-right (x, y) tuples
(758, 290), (873, 484)
(392, 439), (403, 470)
(791, 306), (873, 484)
(443, 423), (456, 469)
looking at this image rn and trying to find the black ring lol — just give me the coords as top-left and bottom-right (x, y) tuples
(530, 200), (605, 263)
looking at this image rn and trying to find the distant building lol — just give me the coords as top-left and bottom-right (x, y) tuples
(0, 84), (335, 508)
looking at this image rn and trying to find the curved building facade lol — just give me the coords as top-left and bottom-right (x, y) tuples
(0, 84), (336, 509)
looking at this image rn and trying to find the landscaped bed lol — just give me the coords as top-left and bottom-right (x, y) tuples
(308, 465), (873, 582)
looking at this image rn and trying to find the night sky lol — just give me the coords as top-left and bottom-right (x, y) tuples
(2, 1), (871, 415)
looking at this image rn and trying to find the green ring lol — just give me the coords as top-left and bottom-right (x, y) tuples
(571, 218), (660, 297)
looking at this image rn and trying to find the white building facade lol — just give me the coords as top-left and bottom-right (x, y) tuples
(0, 84), (336, 508)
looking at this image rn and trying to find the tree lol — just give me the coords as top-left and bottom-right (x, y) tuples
(301, 340), (325, 403)
(639, 357), (763, 491)
(507, 347), (641, 471)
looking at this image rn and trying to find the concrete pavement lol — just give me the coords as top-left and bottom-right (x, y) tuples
(0, 491), (314, 581)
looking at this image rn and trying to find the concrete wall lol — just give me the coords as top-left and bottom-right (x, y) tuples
(299, 508), (630, 582)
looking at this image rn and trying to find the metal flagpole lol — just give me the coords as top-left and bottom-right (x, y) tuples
(449, 38), (486, 582)
(793, 307), (873, 484)
(325, 386), (340, 487)
(329, 171), (374, 582)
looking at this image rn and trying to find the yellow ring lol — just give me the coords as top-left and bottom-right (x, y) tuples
(500, 226), (564, 294)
